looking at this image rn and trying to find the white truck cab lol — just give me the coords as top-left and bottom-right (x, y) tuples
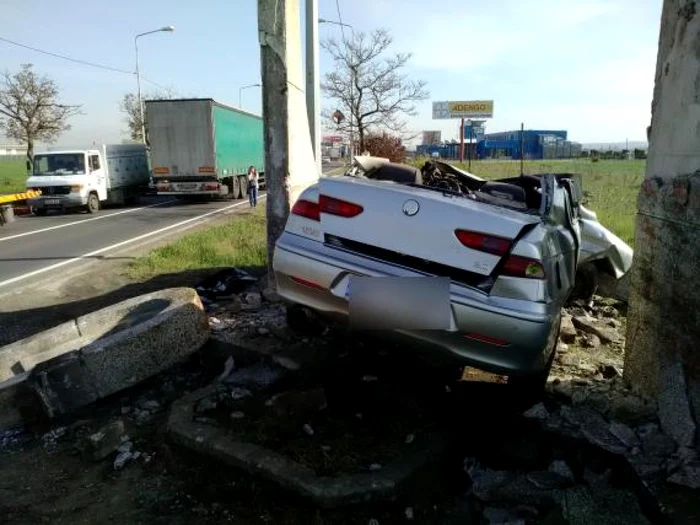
(26, 144), (149, 215)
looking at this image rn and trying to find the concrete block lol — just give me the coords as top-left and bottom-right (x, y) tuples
(0, 287), (209, 426)
(168, 384), (453, 508)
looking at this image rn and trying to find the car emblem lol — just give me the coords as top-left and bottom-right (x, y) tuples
(402, 199), (420, 216)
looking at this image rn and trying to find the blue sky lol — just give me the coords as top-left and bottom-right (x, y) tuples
(1, 0), (662, 147)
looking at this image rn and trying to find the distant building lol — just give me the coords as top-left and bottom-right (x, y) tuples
(422, 131), (442, 145)
(415, 140), (477, 160)
(476, 130), (582, 160)
(0, 143), (27, 158)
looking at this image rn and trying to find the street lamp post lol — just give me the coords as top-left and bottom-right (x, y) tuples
(239, 83), (261, 108)
(135, 25), (175, 143)
(318, 18), (356, 158)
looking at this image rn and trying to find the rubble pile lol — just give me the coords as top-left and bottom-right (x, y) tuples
(2, 279), (699, 523)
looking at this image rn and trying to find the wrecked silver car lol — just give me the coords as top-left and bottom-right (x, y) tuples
(272, 156), (631, 395)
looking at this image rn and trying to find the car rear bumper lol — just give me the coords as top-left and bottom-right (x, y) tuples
(273, 232), (561, 376)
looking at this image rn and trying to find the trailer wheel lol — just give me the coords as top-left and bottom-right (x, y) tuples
(238, 175), (248, 200)
(229, 176), (240, 200)
(86, 193), (100, 214)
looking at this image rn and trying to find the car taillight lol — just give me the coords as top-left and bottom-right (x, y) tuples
(454, 229), (512, 256)
(291, 199), (320, 221)
(290, 276), (325, 289)
(319, 195), (363, 218)
(501, 255), (546, 279)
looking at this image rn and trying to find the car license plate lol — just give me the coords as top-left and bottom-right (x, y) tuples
(43, 199), (60, 205)
(348, 276), (452, 330)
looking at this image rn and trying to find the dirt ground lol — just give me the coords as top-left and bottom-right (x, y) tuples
(0, 262), (694, 524)
(0, 336), (474, 525)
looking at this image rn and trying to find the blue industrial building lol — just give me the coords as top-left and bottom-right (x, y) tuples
(477, 130), (581, 160)
(416, 128), (581, 161)
(415, 141), (477, 160)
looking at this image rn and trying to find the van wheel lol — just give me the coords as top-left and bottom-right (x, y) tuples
(86, 193), (100, 214)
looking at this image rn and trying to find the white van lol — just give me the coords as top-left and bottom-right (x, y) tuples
(26, 144), (150, 215)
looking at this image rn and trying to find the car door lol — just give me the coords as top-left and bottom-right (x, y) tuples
(89, 154), (107, 200)
(540, 174), (582, 299)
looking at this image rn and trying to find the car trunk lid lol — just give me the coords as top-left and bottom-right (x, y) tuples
(318, 177), (541, 277)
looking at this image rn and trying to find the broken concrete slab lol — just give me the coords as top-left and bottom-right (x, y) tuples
(560, 316), (577, 344)
(0, 288), (209, 425)
(167, 383), (453, 508)
(572, 316), (622, 345)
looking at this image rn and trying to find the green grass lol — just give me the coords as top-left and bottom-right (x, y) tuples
(416, 158), (645, 246)
(0, 158), (28, 195)
(127, 205), (267, 280)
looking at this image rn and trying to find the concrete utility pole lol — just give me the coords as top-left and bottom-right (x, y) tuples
(306, 0), (321, 174)
(624, 0), (700, 449)
(258, 0), (320, 286)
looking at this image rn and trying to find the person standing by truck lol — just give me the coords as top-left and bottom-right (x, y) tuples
(247, 166), (259, 208)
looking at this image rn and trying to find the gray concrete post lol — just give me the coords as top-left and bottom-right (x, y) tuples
(258, 0), (320, 286)
(624, 0), (700, 448)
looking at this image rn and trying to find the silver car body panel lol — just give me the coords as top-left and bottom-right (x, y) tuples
(272, 159), (585, 376)
(578, 205), (634, 278)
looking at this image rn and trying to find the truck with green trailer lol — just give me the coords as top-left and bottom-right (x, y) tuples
(145, 98), (264, 199)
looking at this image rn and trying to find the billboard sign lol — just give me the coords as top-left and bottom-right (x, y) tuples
(433, 100), (494, 119)
(422, 131), (441, 145)
(463, 121), (485, 139)
(323, 135), (343, 144)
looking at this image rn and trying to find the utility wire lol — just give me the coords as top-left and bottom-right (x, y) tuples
(0, 36), (133, 74)
(0, 35), (182, 96)
(335, 0), (347, 41)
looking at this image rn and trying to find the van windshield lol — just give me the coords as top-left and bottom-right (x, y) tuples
(33, 153), (86, 176)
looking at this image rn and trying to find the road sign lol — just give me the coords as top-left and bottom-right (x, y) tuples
(332, 110), (345, 124)
(432, 100), (494, 119)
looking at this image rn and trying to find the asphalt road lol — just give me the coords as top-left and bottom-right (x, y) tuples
(0, 162), (346, 293)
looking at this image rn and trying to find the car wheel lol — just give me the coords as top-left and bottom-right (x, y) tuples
(285, 305), (324, 336)
(569, 262), (598, 305)
(507, 319), (561, 406)
(86, 193), (100, 214)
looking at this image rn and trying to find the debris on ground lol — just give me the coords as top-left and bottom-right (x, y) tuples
(1, 290), (697, 524)
(195, 267), (258, 300)
(81, 420), (125, 461)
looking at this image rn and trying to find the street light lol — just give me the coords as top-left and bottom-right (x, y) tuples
(318, 18), (353, 31)
(239, 83), (261, 108)
(135, 25), (175, 143)
(318, 18), (356, 157)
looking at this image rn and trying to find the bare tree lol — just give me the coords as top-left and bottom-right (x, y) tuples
(120, 88), (175, 145)
(0, 64), (81, 169)
(321, 29), (429, 153)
